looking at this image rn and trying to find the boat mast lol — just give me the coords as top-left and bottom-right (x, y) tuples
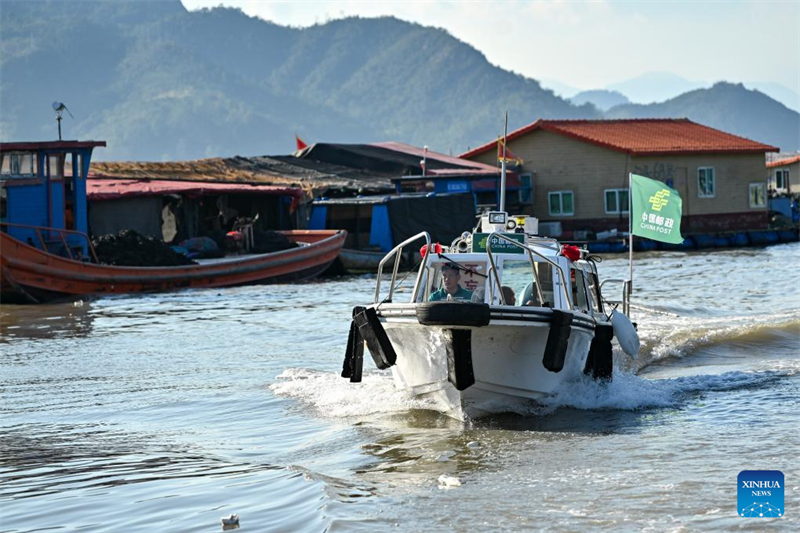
(499, 111), (508, 212)
(628, 171), (634, 310)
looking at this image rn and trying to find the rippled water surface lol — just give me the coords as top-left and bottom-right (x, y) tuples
(2, 243), (799, 532)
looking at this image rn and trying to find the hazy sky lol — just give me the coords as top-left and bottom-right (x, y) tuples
(181, 0), (800, 95)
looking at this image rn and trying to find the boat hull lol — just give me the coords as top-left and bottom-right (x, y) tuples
(331, 248), (414, 274)
(377, 304), (596, 419)
(0, 229), (346, 303)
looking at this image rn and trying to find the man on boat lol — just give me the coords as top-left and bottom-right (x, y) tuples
(429, 263), (473, 302)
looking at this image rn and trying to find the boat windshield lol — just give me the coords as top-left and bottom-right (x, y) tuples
(498, 258), (555, 307)
(418, 260), (488, 302)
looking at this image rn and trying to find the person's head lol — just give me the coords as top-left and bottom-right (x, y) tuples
(441, 263), (461, 294)
(501, 285), (515, 305)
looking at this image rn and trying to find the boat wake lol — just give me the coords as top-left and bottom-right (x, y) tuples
(271, 368), (440, 418)
(635, 312), (800, 366)
(540, 363), (798, 411)
(271, 359), (799, 419)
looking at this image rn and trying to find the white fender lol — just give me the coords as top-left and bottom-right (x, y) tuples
(611, 310), (640, 358)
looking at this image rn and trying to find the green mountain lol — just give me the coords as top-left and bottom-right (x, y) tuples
(1, 1), (796, 160)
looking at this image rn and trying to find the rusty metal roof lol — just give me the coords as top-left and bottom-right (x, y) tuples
(90, 155), (394, 202)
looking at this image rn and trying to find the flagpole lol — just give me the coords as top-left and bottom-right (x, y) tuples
(500, 111), (508, 212)
(628, 172), (633, 312)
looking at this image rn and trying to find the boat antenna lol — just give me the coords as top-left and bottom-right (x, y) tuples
(52, 101), (73, 141)
(499, 111), (508, 212)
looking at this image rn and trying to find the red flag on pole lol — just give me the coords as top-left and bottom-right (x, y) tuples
(497, 137), (523, 165)
(295, 135), (308, 151)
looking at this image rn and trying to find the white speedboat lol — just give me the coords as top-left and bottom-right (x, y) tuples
(341, 211), (639, 419)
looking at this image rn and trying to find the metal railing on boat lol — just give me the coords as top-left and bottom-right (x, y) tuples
(485, 231), (573, 309)
(599, 278), (632, 316)
(0, 222), (99, 263)
(374, 231), (431, 304)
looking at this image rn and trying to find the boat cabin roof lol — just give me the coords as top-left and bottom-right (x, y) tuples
(0, 141), (106, 152)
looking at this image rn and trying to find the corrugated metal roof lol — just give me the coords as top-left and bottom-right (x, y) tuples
(1, 140), (106, 151)
(460, 119), (779, 158)
(370, 141), (497, 171)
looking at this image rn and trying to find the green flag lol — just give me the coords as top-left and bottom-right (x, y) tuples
(630, 173), (684, 244)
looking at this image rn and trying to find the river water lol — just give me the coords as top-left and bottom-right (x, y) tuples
(1, 244), (799, 532)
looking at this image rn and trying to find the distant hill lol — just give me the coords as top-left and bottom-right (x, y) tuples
(570, 90), (629, 112)
(0, 1), (796, 159)
(602, 72), (800, 112)
(744, 82), (800, 112)
(605, 71), (708, 104)
(605, 82), (800, 151)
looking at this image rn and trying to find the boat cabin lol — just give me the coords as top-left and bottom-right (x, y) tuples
(377, 212), (608, 317)
(1, 140), (106, 257)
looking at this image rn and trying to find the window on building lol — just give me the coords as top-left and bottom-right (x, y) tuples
(774, 169), (789, 190)
(604, 188), (629, 214)
(0, 152), (37, 179)
(548, 190), (574, 216)
(749, 183), (766, 208)
(698, 167), (715, 198)
(518, 174), (533, 204)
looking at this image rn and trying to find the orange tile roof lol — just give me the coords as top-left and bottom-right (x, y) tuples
(460, 119), (779, 159)
(767, 154), (800, 168)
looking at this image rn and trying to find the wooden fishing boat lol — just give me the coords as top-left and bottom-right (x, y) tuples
(1, 224), (346, 303)
(1, 139), (346, 303)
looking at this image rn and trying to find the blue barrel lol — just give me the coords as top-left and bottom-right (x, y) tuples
(777, 229), (799, 242)
(609, 242), (627, 253)
(589, 242), (612, 253)
(713, 236), (730, 248)
(634, 239), (657, 251)
(729, 233), (749, 247)
(748, 231), (780, 246)
(693, 234), (717, 249)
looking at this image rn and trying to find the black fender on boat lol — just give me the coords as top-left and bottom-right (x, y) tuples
(353, 306), (397, 370)
(584, 323), (614, 381)
(445, 328), (475, 391)
(341, 306), (365, 382)
(416, 302), (491, 327)
(542, 309), (573, 372)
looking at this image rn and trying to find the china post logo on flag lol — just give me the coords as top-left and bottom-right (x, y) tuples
(738, 470), (784, 517)
(629, 173), (684, 245)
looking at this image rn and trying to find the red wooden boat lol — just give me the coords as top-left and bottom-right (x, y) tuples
(0, 224), (346, 303)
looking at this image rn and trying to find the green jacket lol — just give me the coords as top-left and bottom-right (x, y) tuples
(429, 286), (473, 302)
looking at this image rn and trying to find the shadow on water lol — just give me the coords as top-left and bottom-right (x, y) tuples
(0, 301), (94, 341)
(0, 424), (281, 500)
(347, 404), (670, 485)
